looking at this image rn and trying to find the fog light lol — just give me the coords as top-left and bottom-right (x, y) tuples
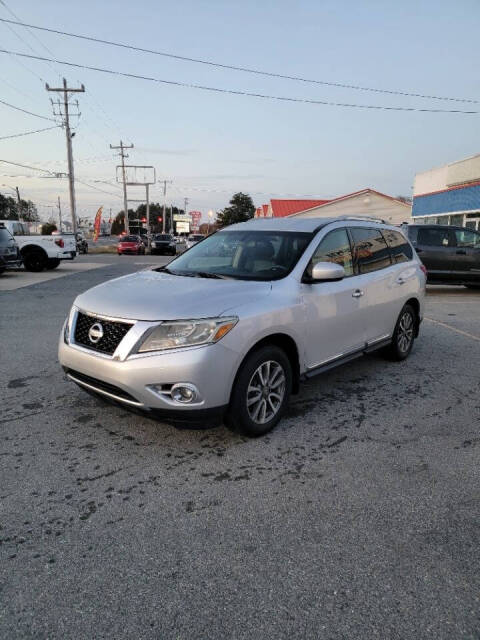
(171, 383), (198, 404)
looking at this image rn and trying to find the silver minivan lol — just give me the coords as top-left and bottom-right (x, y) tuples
(59, 216), (426, 436)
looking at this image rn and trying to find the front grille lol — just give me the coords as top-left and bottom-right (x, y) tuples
(65, 368), (140, 404)
(74, 311), (133, 355)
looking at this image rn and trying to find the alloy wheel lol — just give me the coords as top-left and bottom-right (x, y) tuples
(397, 311), (414, 353)
(246, 360), (286, 425)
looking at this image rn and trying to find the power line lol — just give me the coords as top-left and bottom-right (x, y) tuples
(0, 49), (477, 115)
(0, 124), (59, 141)
(0, 97), (55, 121)
(1, 16), (478, 105)
(0, 158), (54, 173)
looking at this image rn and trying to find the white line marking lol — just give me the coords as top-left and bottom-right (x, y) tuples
(424, 317), (480, 342)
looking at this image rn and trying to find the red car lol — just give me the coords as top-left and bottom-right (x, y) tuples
(117, 235), (145, 255)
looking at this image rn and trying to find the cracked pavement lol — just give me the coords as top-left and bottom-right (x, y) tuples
(1, 256), (479, 639)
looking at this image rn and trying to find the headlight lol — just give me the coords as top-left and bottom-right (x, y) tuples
(63, 305), (77, 344)
(137, 317), (238, 353)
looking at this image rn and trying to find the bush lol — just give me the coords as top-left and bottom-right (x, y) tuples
(41, 223), (58, 235)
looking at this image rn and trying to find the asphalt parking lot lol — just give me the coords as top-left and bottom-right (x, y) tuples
(1, 255), (479, 639)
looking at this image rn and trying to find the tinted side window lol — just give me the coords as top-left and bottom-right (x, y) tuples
(417, 228), (450, 247)
(383, 229), (413, 264)
(350, 228), (392, 274)
(453, 229), (480, 248)
(12, 223), (23, 236)
(308, 228), (354, 277)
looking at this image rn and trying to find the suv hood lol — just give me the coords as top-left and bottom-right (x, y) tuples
(74, 270), (272, 321)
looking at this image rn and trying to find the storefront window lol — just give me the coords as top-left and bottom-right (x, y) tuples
(450, 214), (464, 226)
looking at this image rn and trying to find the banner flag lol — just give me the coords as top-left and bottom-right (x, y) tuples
(93, 206), (103, 242)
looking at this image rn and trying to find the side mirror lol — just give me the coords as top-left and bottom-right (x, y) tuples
(310, 261), (345, 282)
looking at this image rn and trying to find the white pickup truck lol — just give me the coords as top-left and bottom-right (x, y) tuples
(0, 220), (76, 271)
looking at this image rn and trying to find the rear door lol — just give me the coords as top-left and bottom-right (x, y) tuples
(414, 226), (456, 281)
(302, 227), (366, 369)
(349, 227), (399, 345)
(451, 228), (480, 281)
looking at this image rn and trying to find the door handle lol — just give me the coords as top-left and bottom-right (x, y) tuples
(352, 289), (364, 298)
(456, 249), (466, 255)
(396, 277), (406, 285)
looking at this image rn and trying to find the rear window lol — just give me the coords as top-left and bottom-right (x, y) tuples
(190, 235), (205, 241)
(417, 227), (450, 247)
(155, 234), (172, 241)
(382, 229), (413, 264)
(350, 227), (392, 274)
(121, 236), (139, 242)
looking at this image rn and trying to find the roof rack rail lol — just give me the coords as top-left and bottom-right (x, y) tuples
(334, 215), (387, 224)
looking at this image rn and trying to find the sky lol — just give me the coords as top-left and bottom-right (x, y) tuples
(0, 0), (479, 225)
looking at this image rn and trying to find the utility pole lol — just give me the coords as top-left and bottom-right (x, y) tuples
(46, 78), (85, 235)
(184, 197), (189, 234)
(15, 186), (21, 219)
(145, 183), (151, 243)
(110, 140), (133, 234)
(57, 196), (62, 232)
(157, 179), (172, 233)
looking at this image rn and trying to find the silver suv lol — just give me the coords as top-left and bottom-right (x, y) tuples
(59, 216), (426, 436)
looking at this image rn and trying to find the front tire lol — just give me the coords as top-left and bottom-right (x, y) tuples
(227, 345), (292, 437)
(385, 304), (416, 361)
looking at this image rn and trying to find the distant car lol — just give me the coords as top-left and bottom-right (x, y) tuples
(185, 234), (205, 250)
(117, 235), (145, 255)
(402, 224), (480, 288)
(0, 224), (22, 274)
(151, 233), (176, 256)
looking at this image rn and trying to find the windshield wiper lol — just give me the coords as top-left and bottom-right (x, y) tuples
(156, 266), (178, 275)
(193, 271), (231, 280)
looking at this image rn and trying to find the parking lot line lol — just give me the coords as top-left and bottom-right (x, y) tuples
(0, 262), (106, 292)
(424, 317), (480, 342)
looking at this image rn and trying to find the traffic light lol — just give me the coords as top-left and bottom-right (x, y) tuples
(141, 217), (147, 223)
(157, 216), (162, 222)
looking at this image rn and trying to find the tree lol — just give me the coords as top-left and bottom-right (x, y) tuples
(0, 193), (18, 219)
(18, 199), (39, 223)
(41, 223), (57, 235)
(217, 192), (255, 227)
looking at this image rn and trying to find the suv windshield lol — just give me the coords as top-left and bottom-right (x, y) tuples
(164, 230), (312, 281)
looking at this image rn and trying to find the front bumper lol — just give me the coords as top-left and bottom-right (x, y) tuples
(1, 255), (22, 269)
(151, 245), (176, 255)
(58, 330), (238, 415)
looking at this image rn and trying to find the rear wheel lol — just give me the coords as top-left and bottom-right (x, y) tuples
(23, 250), (47, 272)
(385, 304), (416, 361)
(46, 258), (61, 270)
(227, 345), (292, 437)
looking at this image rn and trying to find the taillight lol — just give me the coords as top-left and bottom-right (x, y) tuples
(420, 264), (427, 276)
(55, 238), (64, 248)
